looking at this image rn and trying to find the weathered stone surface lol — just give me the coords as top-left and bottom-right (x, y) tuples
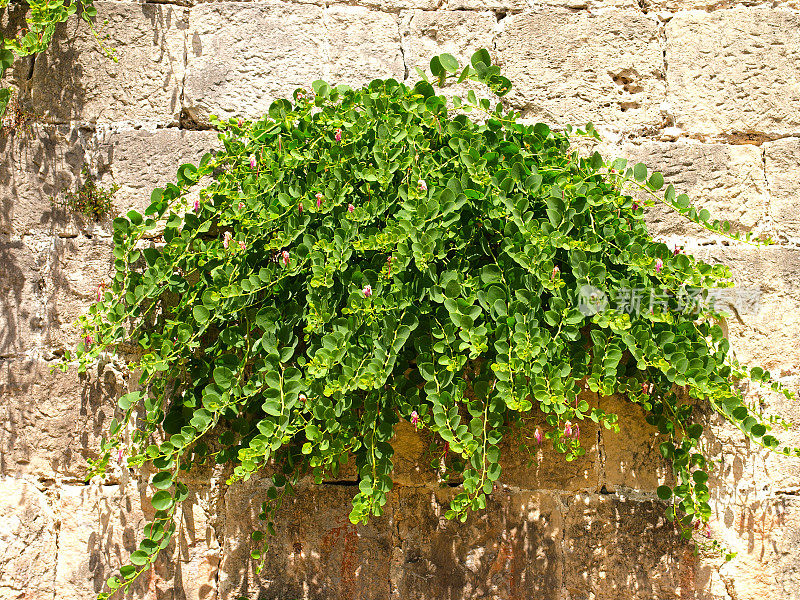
(562, 492), (690, 599)
(646, 0), (800, 14)
(185, 2), (326, 123)
(0, 476), (58, 599)
(0, 236), (51, 356)
(392, 487), (563, 600)
(219, 477), (392, 600)
(30, 2), (185, 125)
(500, 416), (600, 492)
(765, 137), (800, 239)
(497, 10), (665, 132)
(667, 9), (800, 137)
(618, 140), (769, 241)
(689, 245), (800, 373)
(443, 0), (527, 10)
(600, 396), (673, 492)
(0, 359), (119, 479)
(0, 125), (93, 237)
(96, 128), (221, 218)
(401, 10), (498, 77)
(54, 479), (220, 600)
(326, 6), (405, 87)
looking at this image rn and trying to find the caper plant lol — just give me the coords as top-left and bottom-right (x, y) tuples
(66, 50), (797, 598)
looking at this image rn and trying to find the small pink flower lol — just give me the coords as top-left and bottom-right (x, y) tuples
(84, 335), (93, 348)
(239, 240), (246, 251)
(249, 155), (257, 169)
(534, 427), (543, 446)
(223, 231), (232, 249)
(551, 266), (559, 279)
(237, 118), (243, 127)
(281, 250), (290, 266)
(410, 410), (420, 427)
(362, 284), (372, 298)
(193, 199), (201, 214)
(96, 282), (107, 302)
(655, 258), (663, 274)
(238, 202), (244, 210)
(563, 421), (573, 438)
(418, 179), (427, 192)
(348, 204), (354, 213)
(335, 128), (342, 142)
(298, 202), (303, 214)
(299, 394), (306, 403)
(117, 446), (124, 464)
(632, 201), (640, 211)
(316, 193), (323, 208)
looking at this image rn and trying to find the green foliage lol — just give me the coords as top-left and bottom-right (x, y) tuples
(53, 166), (118, 221)
(0, 0), (116, 116)
(66, 50), (796, 597)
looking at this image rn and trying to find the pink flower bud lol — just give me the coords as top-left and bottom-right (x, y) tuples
(299, 393), (306, 403)
(418, 179), (427, 192)
(249, 155), (257, 169)
(117, 446), (124, 464)
(563, 421), (573, 438)
(655, 258), (663, 274)
(410, 410), (420, 427)
(238, 202), (244, 210)
(282, 250), (290, 266)
(362, 284), (372, 298)
(534, 427), (543, 446)
(632, 201), (640, 211)
(316, 193), (323, 208)
(239, 240), (246, 251)
(193, 199), (201, 214)
(298, 202), (303, 214)
(223, 231), (232, 249)
(237, 118), (243, 127)
(348, 204), (354, 213)
(551, 266), (559, 279)
(335, 128), (342, 142)
(84, 335), (93, 348)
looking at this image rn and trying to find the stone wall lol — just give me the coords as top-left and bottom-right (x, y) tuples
(1, 1), (800, 599)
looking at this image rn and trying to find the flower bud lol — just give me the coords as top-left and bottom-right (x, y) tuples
(348, 204), (354, 213)
(362, 284), (372, 298)
(249, 155), (257, 169)
(335, 128), (342, 142)
(282, 250), (290, 266)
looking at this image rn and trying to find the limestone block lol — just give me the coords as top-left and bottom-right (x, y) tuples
(500, 415), (600, 492)
(0, 358), (120, 479)
(401, 10), (498, 77)
(218, 477), (392, 600)
(496, 10), (665, 133)
(617, 140), (768, 241)
(184, 2), (326, 123)
(562, 492), (690, 599)
(96, 128), (221, 218)
(0, 476), (58, 600)
(54, 479), (220, 600)
(391, 420), (438, 487)
(765, 137), (800, 239)
(688, 245), (800, 374)
(0, 125), (93, 237)
(599, 396), (673, 492)
(30, 2), (186, 125)
(666, 9), (800, 137)
(0, 236), (51, 355)
(391, 487), (563, 600)
(443, 0), (528, 10)
(325, 6), (405, 88)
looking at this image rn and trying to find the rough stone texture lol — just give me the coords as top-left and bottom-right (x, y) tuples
(219, 477), (392, 600)
(0, 125), (93, 237)
(619, 140), (769, 241)
(0, 359), (120, 479)
(496, 10), (665, 133)
(764, 137), (800, 239)
(392, 487), (564, 600)
(0, 476), (58, 599)
(689, 244), (800, 374)
(667, 9), (800, 137)
(96, 128), (221, 218)
(185, 2), (326, 123)
(30, 2), (186, 125)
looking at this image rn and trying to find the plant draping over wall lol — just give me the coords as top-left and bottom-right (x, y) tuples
(63, 50), (798, 598)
